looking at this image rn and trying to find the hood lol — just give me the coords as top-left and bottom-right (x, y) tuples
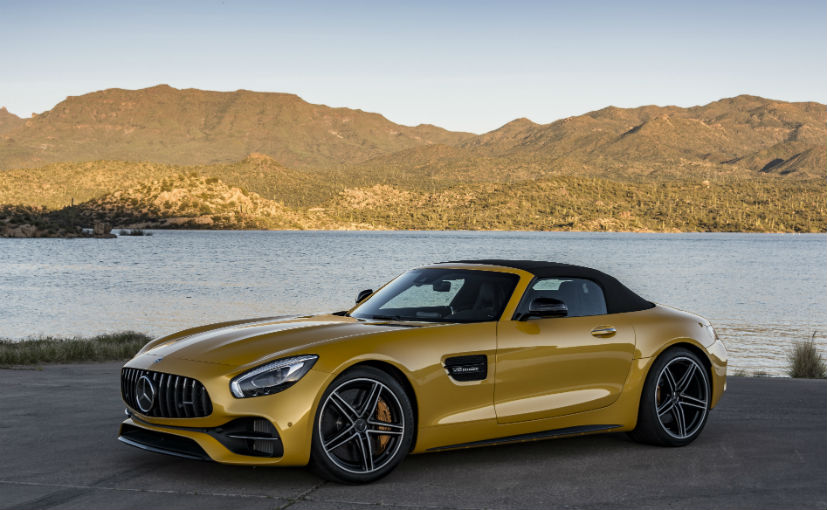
(142, 315), (431, 368)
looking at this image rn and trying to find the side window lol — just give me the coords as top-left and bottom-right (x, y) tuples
(521, 277), (607, 317)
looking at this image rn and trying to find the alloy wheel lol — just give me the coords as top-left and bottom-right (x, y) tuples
(654, 356), (709, 439)
(317, 377), (406, 475)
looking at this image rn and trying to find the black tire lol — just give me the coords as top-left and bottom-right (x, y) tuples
(309, 366), (414, 483)
(628, 347), (711, 446)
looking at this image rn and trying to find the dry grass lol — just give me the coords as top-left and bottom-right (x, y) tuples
(787, 332), (827, 379)
(0, 332), (151, 366)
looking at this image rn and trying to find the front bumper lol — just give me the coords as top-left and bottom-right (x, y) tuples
(119, 354), (334, 466)
(119, 412), (284, 461)
(707, 338), (728, 408)
(119, 421), (210, 461)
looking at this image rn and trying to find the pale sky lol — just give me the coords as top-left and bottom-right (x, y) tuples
(1, 0), (824, 133)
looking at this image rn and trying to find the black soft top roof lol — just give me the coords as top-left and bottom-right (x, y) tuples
(443, 259), (653, 314)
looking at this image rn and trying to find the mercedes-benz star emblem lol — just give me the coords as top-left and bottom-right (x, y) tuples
(135, 375), (156, 413)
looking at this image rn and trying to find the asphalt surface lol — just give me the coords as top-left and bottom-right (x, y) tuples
(0, 363), (824, 510)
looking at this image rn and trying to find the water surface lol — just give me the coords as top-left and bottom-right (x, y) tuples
(1, 230), (824, 376)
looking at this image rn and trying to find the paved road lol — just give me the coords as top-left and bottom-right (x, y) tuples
(0, 363), (824, 510)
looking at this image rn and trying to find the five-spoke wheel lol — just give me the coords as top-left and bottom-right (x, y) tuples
(310, 366), (414, 483)
(629, 347), (711, 446)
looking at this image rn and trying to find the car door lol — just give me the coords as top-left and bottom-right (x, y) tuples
(494, 277), (636, 424)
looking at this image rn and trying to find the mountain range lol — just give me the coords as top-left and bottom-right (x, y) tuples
(353, 95), (825, 182)
(0, 107), (24, 135)
(0, 85), (471, 170)
(0, 86), (824, 235)
(0, 86), (824, 179)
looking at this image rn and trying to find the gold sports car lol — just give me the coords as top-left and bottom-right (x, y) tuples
(119, 260), (727, 483)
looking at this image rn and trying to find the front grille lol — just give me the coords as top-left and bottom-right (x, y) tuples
(121, 368), (213, 418)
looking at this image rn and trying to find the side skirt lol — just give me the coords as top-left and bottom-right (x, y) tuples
(426, 424), (621, 452)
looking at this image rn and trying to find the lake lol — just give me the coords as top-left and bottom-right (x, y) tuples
(1, 230), (824, 376)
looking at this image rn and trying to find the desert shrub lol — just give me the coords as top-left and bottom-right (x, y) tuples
(788, 333), (827, 379)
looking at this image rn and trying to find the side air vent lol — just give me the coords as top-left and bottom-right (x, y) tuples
(444, 355), (488, 381)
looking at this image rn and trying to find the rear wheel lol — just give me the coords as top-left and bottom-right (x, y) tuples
(629, 347), (710, 446)
(310, 366), (414, 483)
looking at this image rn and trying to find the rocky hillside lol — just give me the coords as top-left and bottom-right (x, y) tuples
(8, 172), (822, 234)
(1, 87), (823, 180)
(77, 174), (373, 230)
(0, 107), (23, 135)
(0, 153), (337, 209)
(0, 85), (472, 169)
(353, 95), (826, 181)
(0, 204), (114, 238)
(323, 177), (824, 232)
(0, 88), (823, 234)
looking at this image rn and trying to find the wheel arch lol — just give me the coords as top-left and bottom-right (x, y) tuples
(647, 340), (715, 399)
(344, 360), (420, 452)
(627, 339), (715, 445)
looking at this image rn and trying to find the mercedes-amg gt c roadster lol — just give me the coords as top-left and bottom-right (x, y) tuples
(119, 260), (727, 483)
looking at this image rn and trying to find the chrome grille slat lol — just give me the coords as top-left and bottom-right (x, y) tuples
(180, 376), (187, 418)
(199, 386), (209, 417)
(121, 369), (127, 407)
(193, 384), (201, 416)
(129, 369), (138, 410)
(181, 379), (189, 418)
(174, 376), (182, 418)
(168, 374), (176, 417)
(170, 375), (177, 417)
(160, 373), (167, 416)
(184, 379), (194, 418)
(128, 368), (135, 409)
(120, 368), (212, 418)
(125, 369), (132, 409)
(157, 373), (166, 417)
(125, 369), (132, 408)
(186, 379), (192, 416)
(165, 374), (174, 417)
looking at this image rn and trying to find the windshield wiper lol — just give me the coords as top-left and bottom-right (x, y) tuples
(368, 314), (408, 321)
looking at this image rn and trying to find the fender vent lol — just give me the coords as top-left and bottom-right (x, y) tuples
(444, 355), (488, 381)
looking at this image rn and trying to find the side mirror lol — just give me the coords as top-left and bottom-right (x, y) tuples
(527, 297), (568, 318)
(356, 289), (373, 304)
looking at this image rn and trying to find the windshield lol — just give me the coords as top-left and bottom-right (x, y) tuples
(351, 269), (519, 323)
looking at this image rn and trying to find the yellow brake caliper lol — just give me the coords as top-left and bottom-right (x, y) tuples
(375, 399), (392, 452)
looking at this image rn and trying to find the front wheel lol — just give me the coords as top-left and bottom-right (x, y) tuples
(629, 347), (711, 446)
(309, 366), (414, 483)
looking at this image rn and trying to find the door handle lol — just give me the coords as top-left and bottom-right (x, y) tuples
(591, 327), (616, 337)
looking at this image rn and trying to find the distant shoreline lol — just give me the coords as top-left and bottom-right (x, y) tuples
(2, 204), (825, 238)
(0, 333), (810, 379)
(3, 226), (826, 238)
(4, 227), (826, 238)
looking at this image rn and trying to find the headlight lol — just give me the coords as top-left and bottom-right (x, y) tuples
(702, 323), (723, 345)
(230, 355), (318, 398)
